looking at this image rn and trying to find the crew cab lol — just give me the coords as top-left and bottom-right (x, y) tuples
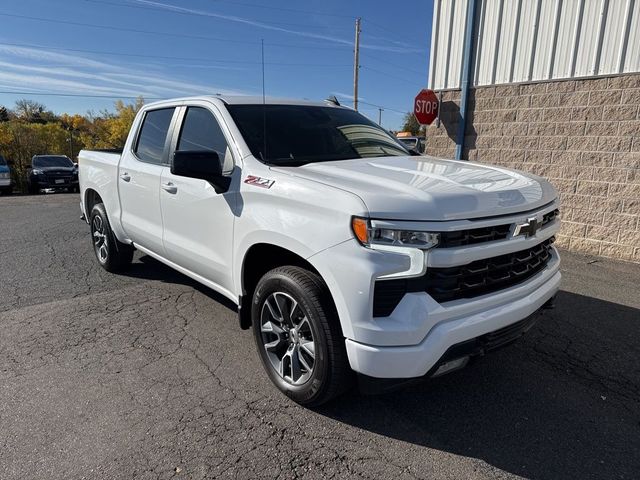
(79, 96), (561, 406)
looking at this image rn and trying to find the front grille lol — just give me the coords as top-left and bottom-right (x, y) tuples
(424, 237), (555, 303)
(373, 238), (555, 317)
(439, 224), (511, 248)
(438, 208), (559, 248)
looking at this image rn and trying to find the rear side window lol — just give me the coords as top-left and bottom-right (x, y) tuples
(135, 108), (175, 164)
(177, 107), (228, 159)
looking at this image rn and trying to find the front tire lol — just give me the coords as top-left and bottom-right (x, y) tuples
(90, 203), (133, 272)
(252, 266), (351, 406)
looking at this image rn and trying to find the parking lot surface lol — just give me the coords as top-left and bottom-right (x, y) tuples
(1, 193), (639, 480)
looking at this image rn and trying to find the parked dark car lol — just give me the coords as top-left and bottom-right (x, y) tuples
(0, 154), (12, 195)
(26, 155), (79, 194)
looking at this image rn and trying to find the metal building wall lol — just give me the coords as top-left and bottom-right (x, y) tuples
(429, 0), (640, 90)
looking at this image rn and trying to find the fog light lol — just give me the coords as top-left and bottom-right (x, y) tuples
(432, 356), (469, 377)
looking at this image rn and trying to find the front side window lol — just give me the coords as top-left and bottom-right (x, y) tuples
(178, 107), (229, 157)
(177, 106), (232, 172)
(134, 108), (175, 164)
(227, 104), (410, 166)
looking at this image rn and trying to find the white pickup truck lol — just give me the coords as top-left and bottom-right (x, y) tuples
(79, 95), (561, 406)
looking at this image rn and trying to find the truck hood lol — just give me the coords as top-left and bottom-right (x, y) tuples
(274, 156), (556, 221)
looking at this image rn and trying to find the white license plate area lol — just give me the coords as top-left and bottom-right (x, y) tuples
(55, 179), (65, 184)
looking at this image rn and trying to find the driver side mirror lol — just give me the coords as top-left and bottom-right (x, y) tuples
(171, 150), (230, 193)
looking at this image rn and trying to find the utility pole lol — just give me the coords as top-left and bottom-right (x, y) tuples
(377, 107), (383, 125)
(67, 127), (74, 159)
(353, 17), (361, 111)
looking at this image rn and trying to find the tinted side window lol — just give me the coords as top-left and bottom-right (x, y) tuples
(135, 108), (175, 164)
(178, 107), (229, 160)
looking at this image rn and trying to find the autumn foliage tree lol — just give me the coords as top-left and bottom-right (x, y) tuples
(0, 97), (145, 191)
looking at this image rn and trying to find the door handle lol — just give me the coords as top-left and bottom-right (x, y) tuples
(162, 181), (177, 194)
(120, 172), (131, 182)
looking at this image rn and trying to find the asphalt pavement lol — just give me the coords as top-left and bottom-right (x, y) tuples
(0, 193), (638, 480)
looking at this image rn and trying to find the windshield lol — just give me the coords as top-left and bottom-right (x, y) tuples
(227, 104), (410, 166)
(33, 156), (73, 168)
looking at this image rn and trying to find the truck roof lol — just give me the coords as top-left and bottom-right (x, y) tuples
(143, 95), (343, 109)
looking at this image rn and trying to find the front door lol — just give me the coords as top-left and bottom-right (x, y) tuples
(160, 104), (238, 297)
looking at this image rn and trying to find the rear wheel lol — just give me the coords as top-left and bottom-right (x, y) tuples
(90, 203), (133, 272)
(252, 266), (351, 406)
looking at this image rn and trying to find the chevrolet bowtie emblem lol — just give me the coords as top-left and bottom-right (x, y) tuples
(512, 216), (541, 238)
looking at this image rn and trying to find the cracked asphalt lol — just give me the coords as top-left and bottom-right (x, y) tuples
(1, 193), (639, 480)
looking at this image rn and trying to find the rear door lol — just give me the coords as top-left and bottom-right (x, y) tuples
(119, 106), (178, 255)
(160, 103), (238, 297)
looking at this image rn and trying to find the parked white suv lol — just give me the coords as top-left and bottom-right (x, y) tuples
(79, 96), (561, 405)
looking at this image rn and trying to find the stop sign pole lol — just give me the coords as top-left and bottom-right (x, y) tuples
(414, 89), (440, 126)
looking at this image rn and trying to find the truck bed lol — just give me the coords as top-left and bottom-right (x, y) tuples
(78, 149), (122, 224)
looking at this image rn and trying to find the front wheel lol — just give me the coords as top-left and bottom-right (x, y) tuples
(90, 203), (134, 272)
(252, 266), (351, 406)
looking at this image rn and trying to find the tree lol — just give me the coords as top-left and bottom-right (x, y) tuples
(80, 97), (144, 149)
(0, 96), (143, 191)
(0, 106), (9, 122)
(401, 112), (423, 135)
(14, 99), (46, 122)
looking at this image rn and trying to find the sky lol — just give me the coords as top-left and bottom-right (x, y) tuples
(0, 0), (433, 129)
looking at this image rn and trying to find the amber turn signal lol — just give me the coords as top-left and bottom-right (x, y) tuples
(351, 217), (369, 245)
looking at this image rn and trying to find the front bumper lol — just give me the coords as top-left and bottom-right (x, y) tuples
(32, 178), (78, 189)
(346, 264), (560, 378)
(0, 177), (10, 189)
(310, 226), (561, 379)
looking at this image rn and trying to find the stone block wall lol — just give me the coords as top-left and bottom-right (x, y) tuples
(424, 73), (640, 263)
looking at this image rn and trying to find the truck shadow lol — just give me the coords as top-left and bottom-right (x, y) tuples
(123, 254), (238, 312)
(115, 254), (639, 479)
(318, 290), (640, 480)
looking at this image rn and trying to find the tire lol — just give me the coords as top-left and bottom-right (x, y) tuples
(90, 203), (134, 272)
(252, 266), (351, 406)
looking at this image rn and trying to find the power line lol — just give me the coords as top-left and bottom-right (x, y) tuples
(0, 89), (410, 115)
(0, 90), (162, 100)
(0, 11), (351, 51)
(360, 53), (426, 77)
(360, 66), (426, 88)
(0, 12), (255, 46)
(85, 0), (341, 29)
(0, 41), (350, 67)
(204, 0), (355, 19)
(341, 99), (407, 115)
(362, 17), (427, 47)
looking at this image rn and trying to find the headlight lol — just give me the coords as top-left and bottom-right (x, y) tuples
(0, 172), (9, 179)
(31, 169), (44, 175)
(352, 217), (440, 249)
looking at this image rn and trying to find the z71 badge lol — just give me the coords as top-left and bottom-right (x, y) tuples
(244, 175), (275, 189)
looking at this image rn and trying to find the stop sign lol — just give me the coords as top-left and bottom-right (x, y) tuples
(414, 89), (439, 125)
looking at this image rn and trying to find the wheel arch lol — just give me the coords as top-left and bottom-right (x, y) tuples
(84, 188), (103, 220)
(238, 243), (338, 331)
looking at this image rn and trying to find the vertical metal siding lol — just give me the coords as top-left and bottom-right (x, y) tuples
(530, 0), (555, 80)
(599, 0), (625, 75)
(511, 0), (538, 82)
(429, 0), (640, 89)
(553, 0), (580, 78)
(449, 0), (469, 87)
(623, 0), (640, 73)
